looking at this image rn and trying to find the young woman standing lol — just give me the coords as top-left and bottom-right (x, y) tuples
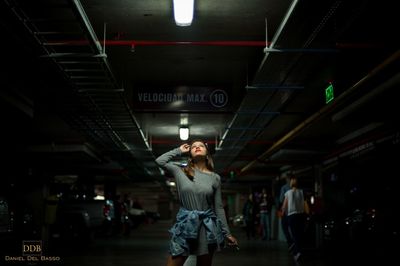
(156, 140), (238, 266)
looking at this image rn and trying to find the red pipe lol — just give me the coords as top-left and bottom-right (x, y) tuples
(47, 40), (383, 48)
(48, 40), (269, 47)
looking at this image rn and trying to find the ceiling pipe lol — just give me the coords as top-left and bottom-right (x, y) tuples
(69, 0), (151, 152)
(217, 113), (238, 149)
(83, 92), (131, 151)
(240, 49), (400, 173)
(47, 40), (269, 47)
(27, 143), (102, 162)
(256, 0), (300, 75)
(0, 90), (34, 118)
(325, 128), (389, 160)
(70, 0), (103, 52)
(216, 0), (299, 152)
(332, 72), (400, 122)
(214, 0), (308, 174)
(44, 39), (382, 49)
(8, 0), (153, 170)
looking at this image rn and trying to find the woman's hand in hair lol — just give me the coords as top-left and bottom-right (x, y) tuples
(179, 143), (190, 154)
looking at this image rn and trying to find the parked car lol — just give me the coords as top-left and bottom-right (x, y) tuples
(128, 207), (146, 228)
(0, 197), (11, 234)
(145, 211), (160, 224)
(322, 206), (398, 253)
(52, 199), (105, 243)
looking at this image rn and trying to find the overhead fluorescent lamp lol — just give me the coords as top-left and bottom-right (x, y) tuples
(179, 127), (189, 140)
(173, 0), (194, 26)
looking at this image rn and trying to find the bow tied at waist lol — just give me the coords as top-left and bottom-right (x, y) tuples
(169, 208), (227, 256)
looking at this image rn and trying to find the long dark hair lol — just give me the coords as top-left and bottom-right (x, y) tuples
(183, 139), (214, 181)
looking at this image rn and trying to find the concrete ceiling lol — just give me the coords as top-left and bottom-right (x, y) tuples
(1, 0), (399, 188)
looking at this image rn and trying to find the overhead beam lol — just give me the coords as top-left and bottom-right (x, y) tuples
(240, 49), (400, 173)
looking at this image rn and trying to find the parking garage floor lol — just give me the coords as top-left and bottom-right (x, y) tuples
(22, 220), (393, 266)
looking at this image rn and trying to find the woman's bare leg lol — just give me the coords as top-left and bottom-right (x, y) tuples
(166, 255), (187, 266)
(196, 253), (214, 266)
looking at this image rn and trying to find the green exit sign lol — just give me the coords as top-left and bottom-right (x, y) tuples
(325, 83), (334, 104)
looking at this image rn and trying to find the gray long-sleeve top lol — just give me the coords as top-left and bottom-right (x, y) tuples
(155, 148), (231, 237)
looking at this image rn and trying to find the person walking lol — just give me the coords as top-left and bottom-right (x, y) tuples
(259, 193), (270, 240)
(279, 176), (293, 249)
(281, 176), (308, 262)
(243, 193), (256, 240)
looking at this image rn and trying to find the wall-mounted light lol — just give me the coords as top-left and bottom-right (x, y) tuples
(179, 127), (189, 140)
(173, 0), (194, 26)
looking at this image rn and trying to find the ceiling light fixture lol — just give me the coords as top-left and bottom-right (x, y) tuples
(173, 0), (194, 26)
(179, 127), (189, 141)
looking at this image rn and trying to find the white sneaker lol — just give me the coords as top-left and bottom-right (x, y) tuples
(294, 252), (301, 261)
